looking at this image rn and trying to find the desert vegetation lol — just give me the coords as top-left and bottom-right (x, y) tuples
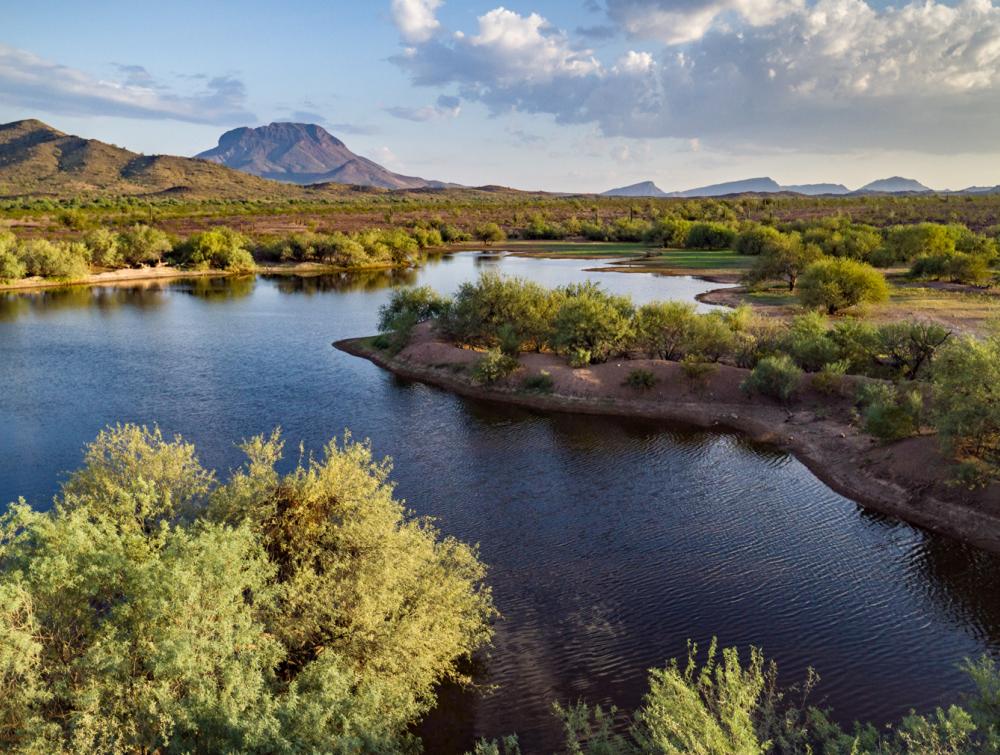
(376, 274), (1000, 481)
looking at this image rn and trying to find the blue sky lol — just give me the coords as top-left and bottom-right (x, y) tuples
(2, 0), (1000, 192)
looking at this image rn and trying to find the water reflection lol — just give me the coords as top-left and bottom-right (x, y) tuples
(0, 284), (167, 321)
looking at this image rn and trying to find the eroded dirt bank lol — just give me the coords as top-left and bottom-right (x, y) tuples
(337, 323), (1000, 554)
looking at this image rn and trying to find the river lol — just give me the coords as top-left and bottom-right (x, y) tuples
(1, 252), (998, 752)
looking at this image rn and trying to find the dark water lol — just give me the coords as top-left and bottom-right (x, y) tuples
(2, 253), (999, 753)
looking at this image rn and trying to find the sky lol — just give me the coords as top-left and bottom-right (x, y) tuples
(2, 0), (999, 192)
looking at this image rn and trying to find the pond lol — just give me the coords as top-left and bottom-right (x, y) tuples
(1, 252), (998, 752)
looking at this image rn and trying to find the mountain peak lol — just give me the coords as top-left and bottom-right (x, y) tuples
(196, 122), (445, 189)
(602, 180), (668, 197)
(857, 176), (930, 193)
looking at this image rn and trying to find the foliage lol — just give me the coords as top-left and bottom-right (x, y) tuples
(911, 252), (995, 287)
(931, 335), (1000, 476)
(811, 360), (850, 397)
(857, 383), (924, 442)
(444, 272), (557, 351)
(874, 322), (951, 380)
(0, 231), (26, 282)
(475, 222), (506, 245)
(634, 301), (699, 360)
(522, 370), (555, 393)
(83, 227), (122, 267)
(0, 425), (494, 753)
(685, 222), (737, 250)
(551, 283), (634, 363)
(742, 355), (803, 401)
(473, 347), (520, 384)
(624, 368), (657, 390)
(781, 312), (839, 372)
(745, 232), (823, 291)
(736, 224), (783, 256)
(378, 285), (451, 332)
(175, 227), (255, 272)
(118, 224), (172, 267)
(797, 257), (890, 314)
(681, 355), (719, 386)
(16, 238), (90, 279)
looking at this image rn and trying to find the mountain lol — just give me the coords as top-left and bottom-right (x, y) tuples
(780, 183), (850, 195)
(602, 180), (669, 197)
(0, 119), (338, 199)
(196, 122), (451, 190)
(672, 177), (782, 197)
(856, 176), (931, 193)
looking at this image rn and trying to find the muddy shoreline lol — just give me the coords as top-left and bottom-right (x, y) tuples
(336, 329), (1000, 554)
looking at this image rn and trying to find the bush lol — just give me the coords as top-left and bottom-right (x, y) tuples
(932, 335), (1000, 475)
(797, 258), (890, 314)
(119, 224), (172, 266)
(874, 321), (951, 380)
(0, 426), (494, 753)
(683, 312), (736, 363)
(680, 355), (718, 386)
(781, 312), (839, 372)
(551, 284), (634, 363)
(177, 227), (255, 272)
(0, 231), (25, 282)
(742, 354), (802, 401)
(475, 222), (506, 245)
(735, 224), (782, 255)
(444, 272), (556, 350)
(568, 348), (592, 368)
(812, 360), (850, 396)
(624, 368), (657, 390)
(858, 382), (923, 441)
(83, 228), (123, 268)
(634, 301), (698, 360)
(522, 371), (554, 393)
(644, 217), (692, 247)
(473, 347), (520, 384)
(378, 285), (450, 332)
(17, 238), (90, 279)
(685, 222), (737, 250)
(911, 252), (994, 287)
(744, 232), (823, 291)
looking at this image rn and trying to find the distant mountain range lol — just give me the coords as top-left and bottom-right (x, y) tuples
(601, 175), (1000, 197)
(195, 122), (454, 190)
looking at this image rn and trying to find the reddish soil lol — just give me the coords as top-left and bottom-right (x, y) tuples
(337, 322), (1000, 554)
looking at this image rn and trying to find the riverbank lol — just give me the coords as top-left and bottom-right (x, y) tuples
(337, 322), (1000, 554)
(0, 260), (408, 293)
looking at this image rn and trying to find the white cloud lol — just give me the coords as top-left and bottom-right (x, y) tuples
(0, 44), (253, 124)
(391, 0), (444, 43)
(391, 0), (1000, 153)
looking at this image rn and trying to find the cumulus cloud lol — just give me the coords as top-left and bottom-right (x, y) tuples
(386, 94), (461, 121)
(0, 44), (254, 124)
(391, 0), (444, 43)
(390, 0), (1000, 153)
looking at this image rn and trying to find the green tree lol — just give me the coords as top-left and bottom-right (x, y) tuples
(634, 301), (698, 360)
(551, 284), (634, 363)
(177, 227), (255, 272)
(797, 258), (890, 314)
(118, 224), (172, 267)
(745, 233), (823, 291)
(475, 222), (506, 245)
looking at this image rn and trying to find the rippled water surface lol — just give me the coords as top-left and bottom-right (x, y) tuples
(2, 253), (999, 753)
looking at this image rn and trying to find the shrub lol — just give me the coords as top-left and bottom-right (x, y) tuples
(874, 321), (951, 380)
(911, 252), (994, 287)
(781, 312), (839, 372)
(634, 300), (698, 360)
(685, 222), (737, 250)
(473, 347), (520, 384)
(177, 227), (255, 272)
(624, 368), (657, 390)
(568, 348), (592, 368)
(444, 272), (556, 350)
(735, 224), (783, 255)
(475, 222), (506, 245)
(551, 284), (634, 363)
(683, 312), (736, 363)
(17, 239), (90, 279)
(744, 232), (823, 291)
(797, 258), (890, 314)
(644, 217), (692, 247)
(857, 382), (923, 441)
(680, 355), (718, 387)
(377, 285), (450, 332)
(742, 354), (802, 401)
(932, 335), (1000, 475)
(0, 231), (25, 282)
(83, 228), (123, 268)
(522, 371), (554, 393)
(884, 223), (956, 263)
(119, 224), (172, 266)
(812, 360), (850, 396)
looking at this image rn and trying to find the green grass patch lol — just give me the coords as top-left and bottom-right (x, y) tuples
(502, 241), (652, 257)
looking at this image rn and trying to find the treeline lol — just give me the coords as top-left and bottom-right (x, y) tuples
(0, 224), (449, 284)
(379, 274), (1000, 482)
(477, 639), (1000, 754)
(0, 425), (493, 753)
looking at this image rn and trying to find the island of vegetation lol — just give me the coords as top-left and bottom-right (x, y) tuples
(339, 272), (1000, 556)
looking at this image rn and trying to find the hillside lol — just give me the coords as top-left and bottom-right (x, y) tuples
(602, 180), (669, 197)
(857, 176), (930, 193)
(196, 122), (452, 189)
(0, 119), (348, 199)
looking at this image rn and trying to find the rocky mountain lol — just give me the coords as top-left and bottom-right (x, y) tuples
(781, 183), (850, 195)
(196, 122), (452, 190)
(856, 176), (931, 193)
(0, 119), (333, 199)
(672, 177), (781, 197)
(601, 180), (669, 197)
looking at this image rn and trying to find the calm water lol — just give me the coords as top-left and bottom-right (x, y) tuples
(2, 253), (999, 753)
